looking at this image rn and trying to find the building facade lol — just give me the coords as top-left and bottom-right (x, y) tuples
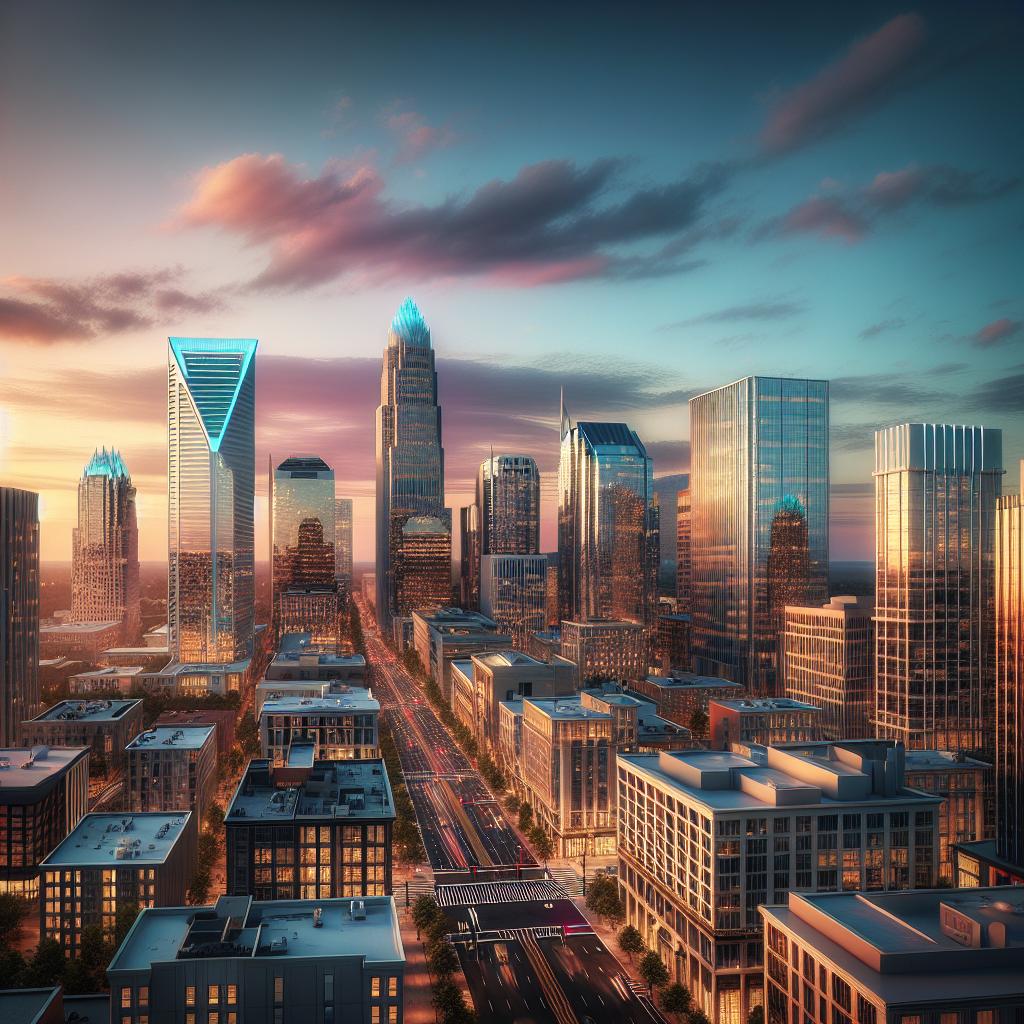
(783, 596), (873, 741)
(259, 692), (380, 764)
(394, 515), (451, 616)
(40, 811), (196, 955)
(226, 757), (394, 900)
(335, 497), (354, 599)
(71, 448), (141, 643)
(375, 298), (445, 633)
(560, 618), (646, 684)
(1, 487), (40, 745)
(628, 673), (744, 731)
(677, 483), (692, 612)
(126, 726), (217, 822)
(690, 377), (829, 696)
(168, 337), (257, 667)
(874, 424), (1002, 755)
(618, 743), (940, 1024)
(710, 697), (822, 749)
(458, 504), (481, 611)
(478, 454), (541, 556)
(411, 608), (510, 701)
(108, 894), (406, 1024)
(479, 553), (548, 650)
(657, 613), (692, 674)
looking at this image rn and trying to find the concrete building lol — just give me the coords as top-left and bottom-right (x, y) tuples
(783, 596), (874, 741)
(459, 503), (480, 610)
(579, 687), (691, 752)
(657, 613), (692, 674)
(628, 673), (744, 730)
(21, 698), (144, 777)
(528, 629), (562, 663)
(39, 620), (121, 662)
(560, 618), (647, 684)
(449, 651), (576, 750)
(126, 726), (217, 822)
(108, 894), (405, 1024)
(226, 756), (394, 900)
(710, 697), (822, 749)
(69, 665), (146, 694)
(617, 743), (941, 1024)
(259, 691), (380, 764)
(154, 709), (238, 759)
(39, 811), (196, 955)
(760, 888), (1024, 1024)
(411, 608), (510, 701)
(0, 745), (89, 898)
(264, 633), (367, 684)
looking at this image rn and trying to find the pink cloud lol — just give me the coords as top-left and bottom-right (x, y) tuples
(385, 109), (458, 164)
(973, 317), (1021, 347)
(758, 196), (867, 243)
(760, 14), (927, 154)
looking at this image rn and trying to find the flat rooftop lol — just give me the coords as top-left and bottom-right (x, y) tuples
(525, 697), (612, 721)
(110, 894), (404, 973)
(228, 759), (394, 822)
(0, 988), (60, 1024)
(28, 698), (142, 723)
(714, 697), (820, 712)
(101, 647), (170, 658)
(640, 673), (743, 690)
(475, 650), (546, 668)
(40, 621), (119, 634)
(260, 691), (378, 716)
(71, 666), (145, 679)
(904, 749), (991, 771)
(0, 746), (87, 790)
(127, 726), (215, 751)
(42, 812), (192, 867)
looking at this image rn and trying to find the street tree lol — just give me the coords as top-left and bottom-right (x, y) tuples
(617, 924), (645, 961)
(639, 950), (670, 995)
(662, 983), (693, 1018)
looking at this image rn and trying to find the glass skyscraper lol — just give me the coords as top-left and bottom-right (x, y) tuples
(0, 486), (40, 745)
(480, 553), (548, 649)
(71, 447), (140, 641)
(477, 454), (541, 556)
(375, 298), (446, 629)
(558, 407), (658, 631)
(690, 376), (829, 696)
(874, 423), (1002, 755)
(459, 503), (480, 609)
(335, 497), (354, 599)
(167, 337), (257, 665)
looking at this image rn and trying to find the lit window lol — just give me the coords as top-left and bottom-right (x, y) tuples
(226, 985), (237, 1005)
(186, 986), (196, 1006)
(209, 985), (219, 1005)
(388, 1008), (398, 1024)
(139, 987), (149, 1007)
(371, 1009), (381, 1024)
(274, 977), (284, 1004)
(371, 977), (381, 997)
(121, 988), (132, 1009)
(976, 1014), (994, 1024)
(388, 977), (398, 998)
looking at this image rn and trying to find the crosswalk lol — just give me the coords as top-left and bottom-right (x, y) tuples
(436, 877), (567, 908)
(548, 866), (584, 897)
(395, 877), (436, 905)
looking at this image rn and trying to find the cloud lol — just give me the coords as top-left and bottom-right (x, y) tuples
(662, 298), (804, 330)
(385, 108), (458, 164)
(859, 318), (905, 339)
(0, 269), (226, 345)
(829, 424), (877, 452)
(759, 14), (927, 155)
(865, 164), (1019, 209)
(177, 152), (731, 290)
(972, 317), (1021, 347)
(968, 372), (1024, 412)
(830, 373), (948, 407)
(755, 195), (868, 243)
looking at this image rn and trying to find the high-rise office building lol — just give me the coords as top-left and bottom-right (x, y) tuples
(459, 503), (480, 609)
(996, 461), (1024, 865)
(1, 486), (40, 744)
(478, 454), (541, 555)
(335, 497), (354, 598)
(676, 482), (691, 611)
(375, 298), (445, 631)
(167, 337), (257, 665)
(690, 377), (829, 696)
(874, 424), (1002, 755)
(271, 456), (338, 643)
(394, 515), (451, 616)
(558, 406), (658, 630)
(71, 448), (140, 642)
(479, 553), (548, 649)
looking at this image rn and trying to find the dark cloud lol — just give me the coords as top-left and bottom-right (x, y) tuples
(830, 374), (949, 407)
(829, 423), (877, 452)
(968, 372), (1024, 412)
(759, 14), (927, 155)
(858, 318), (905, 339)
(178, 153), (732, 289)
(865, 165), (1019, 210)
(661, 299), (803, 330)
(972, 317), (1021, 348)
(754, 196), (868, 243)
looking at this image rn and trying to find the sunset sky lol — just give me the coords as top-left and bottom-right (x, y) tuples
(1, 2), (1022, 563)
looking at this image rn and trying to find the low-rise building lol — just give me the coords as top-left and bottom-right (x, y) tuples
(67, 665), (146, 695)
(126, 726), (217, 821)
(39, 621), (121, 661)
(618, 743), (941, 1024)
(657, 613), (692, 674)
(143, 623), (168, 648)
(154, 709), (238, 758)
(108, 893), (406, 1024)
(98, 647), (170, 668)
(259, 691), (380, 764)
(39, 811), (196, 955)
(263, 633), (367, 685)
(760, 887), (1024, 1024)
(579, 687), (691, 752)
(226, 755), (394, 900)
(411, 608), (511, 701)
(137, 658), (253, 697)
(560, 618), (647, 684)
(276, 587), (342, 649)
(628, 673), (744, 730)
(710, 697), (822, 749)
(528, 629), (562, 663)
(954, 840), (1024, 888)
(0, 745), (90, 898)
(783, 596), (874, 740)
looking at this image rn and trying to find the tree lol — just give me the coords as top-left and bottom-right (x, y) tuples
(617, 924), (645, 961)
(115, 901), (141, 947)
(662, 983), (693, 1018)
(504, 793), (521, 814)
(639, 950), (669, 995)
(517, 802), (534, 831)
(205, 801), (226, 833)
(586, 873), (624, 924)
(78, 924), (112, 985)
(412, 894), (441, 938)
(427, 938), (460, 978)
(0, 892), (26, 941)
(188, 867), (212, 904)
(236, 711), (260, 757)
(529, 824), (553, 862)
(688, 707), (709, 739)
(22, 938), (66, 988)
(748, 1006), (765, 1024)
(689, 1009), (711, 1024)
(431, 978), (465, 1017)
(0, 946), (26, 988)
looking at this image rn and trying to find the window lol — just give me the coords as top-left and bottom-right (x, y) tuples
(832, 975), (851, 1011)
(226, 986), (237, 1006)
(388, 977), (398, 997)
(209, 1014), (220, 1024)
(208, 985), (220, 1005)
(372, 1010), (381, 1024)
(121, 988), (132, 1009)
(186, 987), (196, 1007)
(371, 976), (382, 997)
(939, 1015), (957, 1024)
(325, 973), (334, 1001)
(857, 996), (877, 1024)
(898, 1016), (920, 1024)
(274, 977), (284, 1004)
(139, 987), (149, 1007)
(976, 1013), (994, 1024)
(388, 1008), (398, 1024)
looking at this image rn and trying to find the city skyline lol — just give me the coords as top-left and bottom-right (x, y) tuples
(1, 4), (1022, 565)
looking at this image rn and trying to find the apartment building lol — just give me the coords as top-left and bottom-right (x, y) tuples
(125, 726), (216, 822)
(259, 691), (380, 764)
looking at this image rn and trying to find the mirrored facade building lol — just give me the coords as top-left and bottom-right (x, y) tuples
(459, 503), (480, 609)
(480, 553), (548, 649)
(873, 423), (1002, 756)
(375, 298), (446, 631)
(477, 454), (541, 556)
(690, 376), (829, 696)
(1, 487), (40, 745)
(167, 337), (257, 666)
(558, 406), (659, 632)
(335, 497), (354, 598)
(71, 448), (140, 642)
(676, 480), (691, 612)
(394, 515), (451, 617)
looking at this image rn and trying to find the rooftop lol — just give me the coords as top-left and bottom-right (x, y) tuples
(42, 812), (192, 867)
(110, 894), (404, 973)
(639, 673), (743, 691)
(525, 697), (612, 722)
(576, 421), (646, 452)
(0, 746), (88, 790)
(713, 697), (820, 712)
(474, 650), (547, 669)
(0, 987), (61, 1024)
(562, 618), (645, 631)
(126, 726), (215, 751)
(260, 691), (379, 715)
(28, 698), (142, 723)
(228, 758), (394, 822)
(276, 454), (332, 475)
(101, 647), (170, 658)
(904, 749), (992, 771)
(40, 621), (120, 635)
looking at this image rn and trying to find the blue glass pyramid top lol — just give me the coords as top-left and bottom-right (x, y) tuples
(169, 337), (257, 452)
(390, 297), (430, 347)
(84, 447), (129, 478)
(776, 494), (806, 515)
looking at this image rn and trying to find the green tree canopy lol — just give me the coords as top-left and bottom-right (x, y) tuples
(639, 950), (670, 992)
